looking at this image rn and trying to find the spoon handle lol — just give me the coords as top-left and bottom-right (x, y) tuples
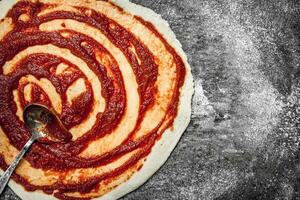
(0, 136), (35, 194)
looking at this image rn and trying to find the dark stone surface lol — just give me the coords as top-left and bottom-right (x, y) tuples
(2, 0), (300, 199)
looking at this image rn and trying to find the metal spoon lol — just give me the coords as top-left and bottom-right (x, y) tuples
(0, 103), (67, 194)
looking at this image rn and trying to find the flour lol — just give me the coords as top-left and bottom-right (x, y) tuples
(189, 0), (284, 151)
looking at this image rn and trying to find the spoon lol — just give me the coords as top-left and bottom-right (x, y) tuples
(0, 103), (68, 194)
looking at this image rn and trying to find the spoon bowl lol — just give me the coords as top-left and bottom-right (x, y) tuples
(23, 104), (70, 143)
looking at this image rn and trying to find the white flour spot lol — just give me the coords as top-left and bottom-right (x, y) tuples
(198, 1), (283, 149)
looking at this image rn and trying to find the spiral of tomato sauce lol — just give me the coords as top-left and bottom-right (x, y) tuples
(0, 1), (186, 199)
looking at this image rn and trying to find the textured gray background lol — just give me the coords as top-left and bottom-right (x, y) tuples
(2, 0), (300, 199)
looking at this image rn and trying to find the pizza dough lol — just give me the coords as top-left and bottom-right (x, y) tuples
(0, 0), (193, 199)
